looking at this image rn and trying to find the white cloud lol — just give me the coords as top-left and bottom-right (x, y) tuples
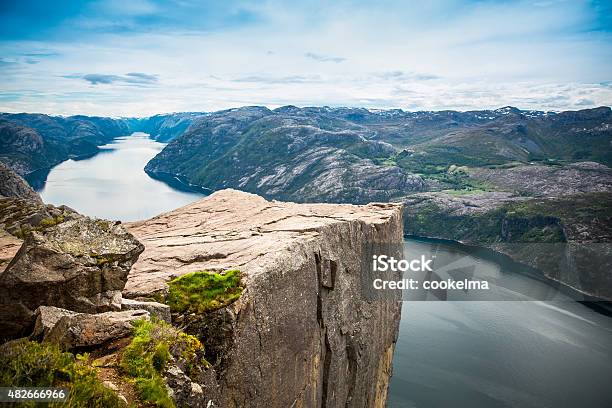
(0, 0), (610, 115)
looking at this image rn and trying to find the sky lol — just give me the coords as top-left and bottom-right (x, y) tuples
(0, 0), (611, 116)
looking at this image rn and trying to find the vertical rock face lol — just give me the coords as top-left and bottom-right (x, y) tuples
(125, 189), (403, 407)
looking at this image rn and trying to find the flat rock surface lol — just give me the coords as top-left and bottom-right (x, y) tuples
(124, 188), (402, 297)
(0, 230), (21, 273)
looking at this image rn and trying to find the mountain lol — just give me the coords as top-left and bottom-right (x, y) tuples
(0, 113), (129, 176)
(145, 106), (425, 203)
(395, 106), (612, 173)
(126, 112), (204, 142)
(145, 105), (612, 202)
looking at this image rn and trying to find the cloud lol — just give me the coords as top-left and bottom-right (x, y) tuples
(372, 71), (440, 81)
(125, 72), (158, 83)
(73, 73), (158, 86)
(0, 58), (18, 67)
(231, 75), (321, 84)
(575, 98), (595, 106)
(0, 1), (610, 115)
(21, 52), (60, 58)
(82, 74), (121, 85)
(304, 52), (346, 63)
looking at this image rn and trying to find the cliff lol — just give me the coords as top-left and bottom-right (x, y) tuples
(0, 162), (43, 273)
(402, 190), (612, 300)
(125, 189), (404, 407)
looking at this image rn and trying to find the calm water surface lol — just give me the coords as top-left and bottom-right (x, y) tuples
(37, 132), (204, 221)
(33, 134), (612, 408)
(388, 239), (612, 408)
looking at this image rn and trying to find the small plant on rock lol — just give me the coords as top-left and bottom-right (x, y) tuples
(120, 318), (208, 408)
(166, 269), (244, 314)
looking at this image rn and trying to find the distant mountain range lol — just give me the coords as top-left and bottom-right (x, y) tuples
(143, 105), (612, 202)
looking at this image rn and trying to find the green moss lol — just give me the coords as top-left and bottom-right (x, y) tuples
(148, 292), (167, 304)
(0, 340), (125, 408)
(120, 319), (208, 408)
(7, 215), (67, 240)
(372, 157), (398, 167)
(39, 215), (65, 229)
(95, 220), (112, 232)
(166, 269), (244, 314)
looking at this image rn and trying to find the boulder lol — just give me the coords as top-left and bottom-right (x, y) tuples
(31, 306), (82, 340)
(44, 309), (150, 350)
(121, 298), (171, 322)
(164, 364), (208, 408)
(0, 215), (144, 339)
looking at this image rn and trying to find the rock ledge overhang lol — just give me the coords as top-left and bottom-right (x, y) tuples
(124, 188), (404, 298)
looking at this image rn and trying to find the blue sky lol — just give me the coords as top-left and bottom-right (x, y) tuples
(0, 0), (611, 116)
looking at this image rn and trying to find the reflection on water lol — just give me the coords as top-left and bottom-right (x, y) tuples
(35, 132), (205, 221)
(388, 238), (612, 408)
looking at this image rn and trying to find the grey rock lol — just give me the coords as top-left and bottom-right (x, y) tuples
(121, 298), (171, 322)
(0, 197), (76, 239)
(31, 306), (82, 340)
(0, 215), (144, 339)
(164, 364), (207, 408)
(44, 309), (150, 350)
(470, 162), (612, 197)
(102, 381), (119, 391)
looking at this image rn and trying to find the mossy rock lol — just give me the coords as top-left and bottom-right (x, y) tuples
(120, 319), (208, 408)
(166, 270), (244, 315)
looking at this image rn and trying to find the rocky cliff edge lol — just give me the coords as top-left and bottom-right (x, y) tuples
(125, 189), (404, 408)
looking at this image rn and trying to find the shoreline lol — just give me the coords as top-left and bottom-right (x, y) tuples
(144, 170), (214, 195)
(404, 234), (612, 316)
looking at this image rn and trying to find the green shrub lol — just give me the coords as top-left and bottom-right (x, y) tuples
(166, 269), (244, 314)
(0, 340), (125, 408)
(120, 319), (207, 408)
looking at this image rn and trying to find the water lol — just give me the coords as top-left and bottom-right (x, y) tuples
(35, 132), (204, 221)
(29, 136), (612, 407)
(388, 238), (612, 408)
